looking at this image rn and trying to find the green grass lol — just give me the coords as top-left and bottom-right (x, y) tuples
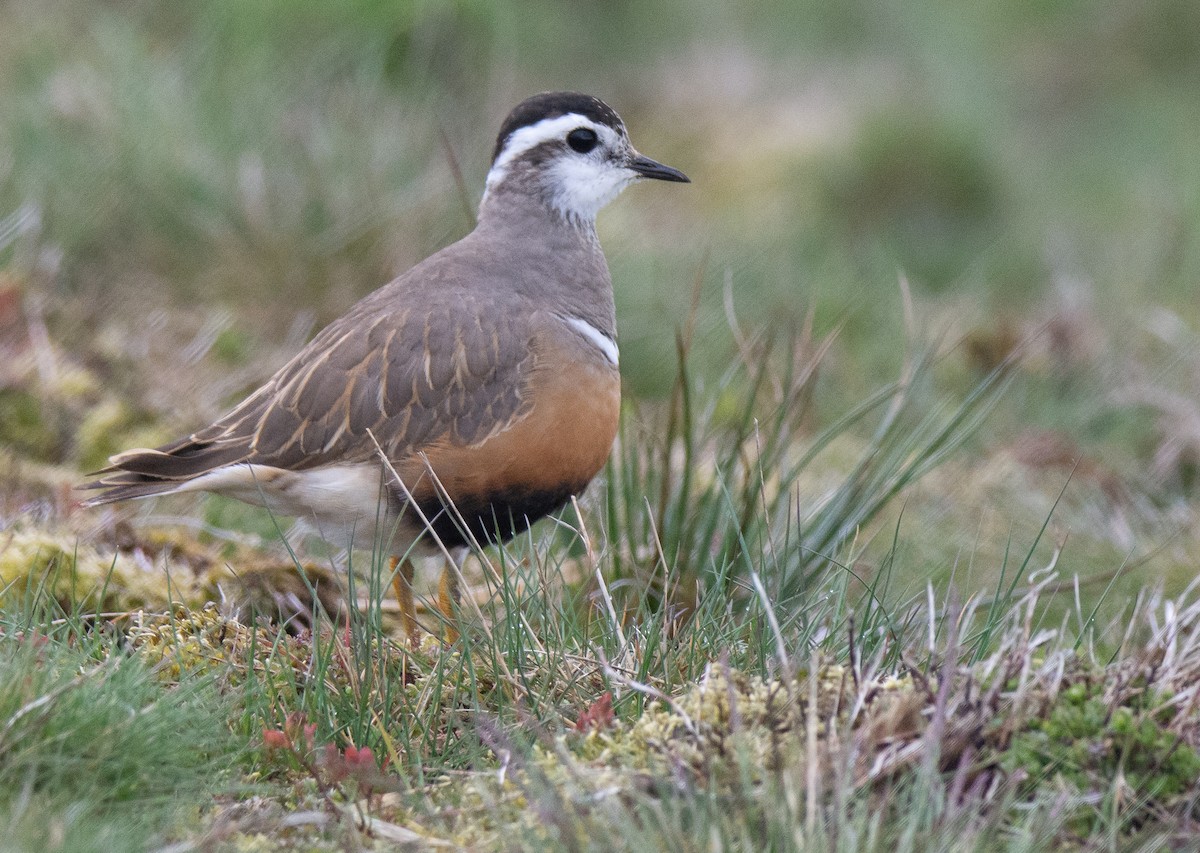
(0, 607), (239, 851)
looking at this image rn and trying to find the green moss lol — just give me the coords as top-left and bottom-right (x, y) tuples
(1002, 670), (1200, 829)
(74, 398), (166, 473)
(0, 387), (59, 461)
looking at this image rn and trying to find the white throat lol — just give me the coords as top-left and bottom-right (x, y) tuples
(539, 157), (636, 223)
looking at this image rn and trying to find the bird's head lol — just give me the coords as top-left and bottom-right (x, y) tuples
(481, 92), (689, 227)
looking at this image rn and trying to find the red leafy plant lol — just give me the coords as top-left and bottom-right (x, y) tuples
(574, 691), (615, 732)
(261, 711), (396, 803)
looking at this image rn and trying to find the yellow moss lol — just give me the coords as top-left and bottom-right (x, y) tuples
(590, 664), (841, 777)
(126, 603), (310, 685)
(0, 527), (195, 610)
(333, 660), (929, 846)
(0, 519), (349, 622)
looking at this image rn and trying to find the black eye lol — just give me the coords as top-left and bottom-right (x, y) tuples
(566, 127), (599, 153)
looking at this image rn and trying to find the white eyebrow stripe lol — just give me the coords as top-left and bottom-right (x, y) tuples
(493, 114), (591, 171)
(485, 114), (617, 193)
(564, 316), (619, 366)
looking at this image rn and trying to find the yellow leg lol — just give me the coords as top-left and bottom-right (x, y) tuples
(390, 556), (420, 647)
(437, 564), (460, 644)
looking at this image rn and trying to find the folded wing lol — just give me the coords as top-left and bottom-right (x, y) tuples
(82, 292), (536, 505)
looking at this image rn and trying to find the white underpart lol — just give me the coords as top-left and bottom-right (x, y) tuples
(564, 316), (619, 366)
(172, 462), (419, 553)
(483, 113), (635, 222)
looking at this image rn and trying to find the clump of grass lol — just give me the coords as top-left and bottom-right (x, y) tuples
(602, 301), (1012, 672)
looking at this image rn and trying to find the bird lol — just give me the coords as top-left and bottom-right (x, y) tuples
(82, 91), (689, 645)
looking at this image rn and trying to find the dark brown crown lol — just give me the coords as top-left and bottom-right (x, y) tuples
(492, 92), (624, 162)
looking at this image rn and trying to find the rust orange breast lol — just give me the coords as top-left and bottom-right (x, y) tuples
(393, 350), (620, 548)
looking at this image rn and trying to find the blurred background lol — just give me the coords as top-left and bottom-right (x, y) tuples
(2, 0), (1199, 600)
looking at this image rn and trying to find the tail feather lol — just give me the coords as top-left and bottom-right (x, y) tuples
(80, 478), (188, 505)
(107, 441), (248, 480)
(80, 439), (252, 506)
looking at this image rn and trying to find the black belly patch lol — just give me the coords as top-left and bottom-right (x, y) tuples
(401, 483), (584, 549)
